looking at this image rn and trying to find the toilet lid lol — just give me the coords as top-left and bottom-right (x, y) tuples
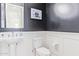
(36, 47), (50, 55)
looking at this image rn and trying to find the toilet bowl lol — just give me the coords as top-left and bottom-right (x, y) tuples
(33, 38), (51, 56)
(36, 47), (50, 56)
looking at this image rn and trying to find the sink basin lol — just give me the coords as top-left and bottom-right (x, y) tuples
(0, 37), (23, 44)
(0, 32), (23, 44)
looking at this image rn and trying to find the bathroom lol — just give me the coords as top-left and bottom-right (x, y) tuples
(0, 3), (79, 56)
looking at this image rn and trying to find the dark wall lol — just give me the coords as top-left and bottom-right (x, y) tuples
(0, 3), (47, 32)
(1, 3), (79, 33)
(46, 3), (79, 33)
(24, 3), (47, 31)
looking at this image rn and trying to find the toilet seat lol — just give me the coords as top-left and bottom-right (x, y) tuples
(36, 47), (50, 56)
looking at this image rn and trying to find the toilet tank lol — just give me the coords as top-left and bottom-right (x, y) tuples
(33, 38), (42, 48)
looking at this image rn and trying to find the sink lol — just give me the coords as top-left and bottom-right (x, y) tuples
(0, 38), (23, 44)
(0, 32), (23, 44)
(0, 32), (24, 56)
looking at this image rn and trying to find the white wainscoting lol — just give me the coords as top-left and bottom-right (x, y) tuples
(46, 31), (79, 56)
(0, 31), (79, 56)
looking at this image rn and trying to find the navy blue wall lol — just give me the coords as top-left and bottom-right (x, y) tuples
(1, 3), (79, 33)
(24, 3), (47, 31)
(0, 3), (47, 32)
(46, 3), (79, 33)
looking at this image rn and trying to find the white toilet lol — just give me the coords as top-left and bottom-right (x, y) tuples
(33, 38), (50, 56)
(36, 47), (50, 56)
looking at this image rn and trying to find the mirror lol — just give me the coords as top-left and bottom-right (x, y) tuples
(1, 3), (24, 28)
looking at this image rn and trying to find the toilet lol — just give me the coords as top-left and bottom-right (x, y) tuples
(36, 47), (50, 56)
(33, 38), (50, 56)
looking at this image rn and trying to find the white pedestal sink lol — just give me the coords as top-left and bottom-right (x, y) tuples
(0, 32), (23, 56)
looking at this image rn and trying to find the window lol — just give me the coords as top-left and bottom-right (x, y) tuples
(1, 3), (24, 28)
